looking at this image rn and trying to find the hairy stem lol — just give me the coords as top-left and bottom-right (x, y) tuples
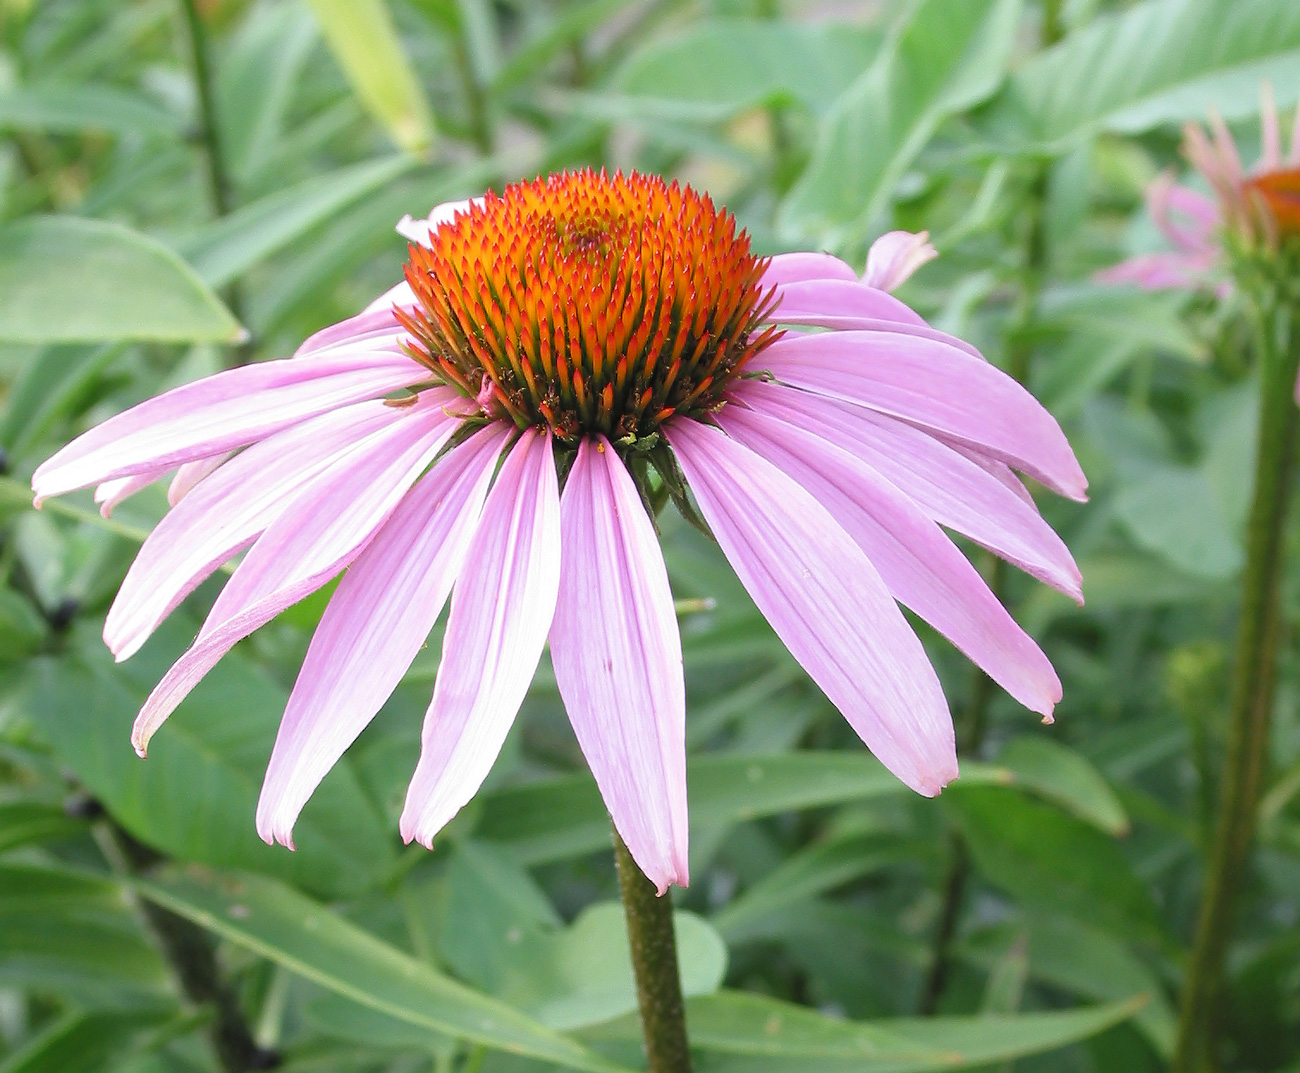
(1173, 296), (1300, 1073)
(614, 827), (692, 1073)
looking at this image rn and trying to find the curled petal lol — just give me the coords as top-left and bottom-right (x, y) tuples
(168, 452), (233, 506)
(550, 438), (688, 893)
(400, 429), (562, 847)
(95, 469), (165, 517)
(862, 230), (938, 292)
(396, 197), (483, 247)
(666, 419), (956, 796)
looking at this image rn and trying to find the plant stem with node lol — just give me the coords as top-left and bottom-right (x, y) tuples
(1173, 281), (1300, 1073)
(614, 827), (692, 1073)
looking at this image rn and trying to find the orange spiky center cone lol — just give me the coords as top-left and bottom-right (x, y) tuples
(1244, 167), (1300, 239)
(395, 169), (781, 445)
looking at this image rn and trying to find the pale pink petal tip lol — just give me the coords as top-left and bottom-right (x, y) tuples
(395, 197), (482, 247)
(862, 230), (938, 292)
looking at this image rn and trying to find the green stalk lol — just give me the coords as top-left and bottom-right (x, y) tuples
(1173, 293), (1300, 1073)
(614, 828), (692, 1073)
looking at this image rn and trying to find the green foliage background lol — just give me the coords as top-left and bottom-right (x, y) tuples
(1, 0), (1299, 1070)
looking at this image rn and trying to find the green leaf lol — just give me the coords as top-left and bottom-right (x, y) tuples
(1113, 463), (1244, 579)
(302, 0), (435, 153)
(26, 619), (397, 900)
(476, 753), (1008, 864)
(612, 19), (883, 120)
(964, 916), (1177, 1056)
(712, 834), (915, 942)
(0, 217), (244, 345)
(995, 0), (1300, 146)
(0, 84), (183, 137)
(945, 786), (1164, 941)
(0, 801), (84, 852)
(0, 1010), (175, 1073)
(135, 871), (633, 1073)
(778, 0), (1023, 248)
(178, 155), (418, 290)
(584, 991), (1145, 1070)
(995, 737), (1130, 836)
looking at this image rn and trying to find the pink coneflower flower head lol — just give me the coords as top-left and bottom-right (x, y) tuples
(32, 169), (1085, 894)
(1100, 85), (1300, 294)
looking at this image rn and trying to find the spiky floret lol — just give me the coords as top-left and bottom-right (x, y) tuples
(395, 169), (781, 445)
(1245, 167), (1300, 241)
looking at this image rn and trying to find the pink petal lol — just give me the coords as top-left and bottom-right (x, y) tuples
(717, 403), (1061, 718)
(167, 452), (233, 506)
(294, 308), (408, 358)
(550, 438), (688, 893)
(105, 397), (433, 662)
(862, 230), (938, 292)
(129, 397), (461, 755)
(733, 381), (1081, 600)
(760, 252), (859, 289)
(95, 469), (165, 517)
(665, 419), (957, 796)
(769, 279), (928, 328)
(32, 352), (426, 502)
(761, 316), (982, 360)
(1095, 250), (1220, 292)
(1289, 97), (1300, 166)
(760, 330), (1088, 501)
(400, 429), (562, 846)
(257, 423), (510, 849)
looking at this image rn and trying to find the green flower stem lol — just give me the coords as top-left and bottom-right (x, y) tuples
(613, 827), (693, 1073)
(1173, 296), (1300, 1073)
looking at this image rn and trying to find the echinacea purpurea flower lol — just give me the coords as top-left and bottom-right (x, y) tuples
(32, 170), (1085, 893)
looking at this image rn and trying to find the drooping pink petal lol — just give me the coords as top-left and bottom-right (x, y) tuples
(1209, 109), (1245, 186)
(294, 308), (408, 358)
(760, 330), (1088, 501)
(130, 396), (461, 755)
(770, 279), (927, 328)
(32, 352), (426, 502)
(760, 252), (858, 289)
(717, 403), (1061, 718)
(95, 468), (166, 517)
(104, 397), (432, 662)
(734, 380), (1081, 600)
(1147, 175), (1219, 253)
(256, 423), (510, 849)
(666, 419), (957, 796)
(862, 230), (937, 292)
(400, 428), (562, 846)
(168, 452), (233, 506)
(550, 438), (688, 893)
